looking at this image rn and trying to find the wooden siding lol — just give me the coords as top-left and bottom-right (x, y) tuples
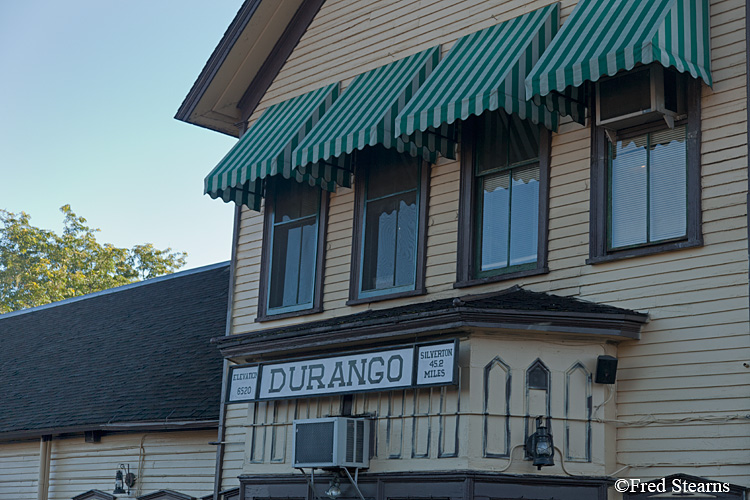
(220, 405), (249, 492)
(0, 431), (217, 500)
(226, 0), (750, 488)
(0, 441), (39, 500)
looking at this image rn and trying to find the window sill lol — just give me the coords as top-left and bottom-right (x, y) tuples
(587, 238), (703, 265)
(346, 287), (426, 306)
(454, 266), (549, 289)
(255, 305), (323, 323)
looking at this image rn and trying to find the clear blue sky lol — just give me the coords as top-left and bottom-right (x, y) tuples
(0, 1), (244, 270)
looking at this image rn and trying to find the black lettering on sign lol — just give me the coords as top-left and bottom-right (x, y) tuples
(268, 368), (286, 393)
(307, 364), (326, 390)
(368, 357), (384, 383)
(328, 361), (346, 388)
(420, 348), (453, 359)
(347, 359), (367, 387)
(387, 355), (403, 382)
(289, 365), (307, 391)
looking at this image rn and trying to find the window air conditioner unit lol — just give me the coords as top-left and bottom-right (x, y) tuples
(596, 64), (686, 133)
(293, 417), (370, 468)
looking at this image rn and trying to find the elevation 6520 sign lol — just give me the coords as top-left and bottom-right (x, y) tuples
(227, 340), (457, 403)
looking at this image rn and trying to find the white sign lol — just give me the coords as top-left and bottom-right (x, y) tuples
(225, 340), (459, 403)
(227, 365), (260, 402)
(416, 342), (456, 385)
(258, 347), (414, 399)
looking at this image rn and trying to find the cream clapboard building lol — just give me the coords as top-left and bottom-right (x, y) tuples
(177, 0), (750, 499)
(0, 264), (231, 500)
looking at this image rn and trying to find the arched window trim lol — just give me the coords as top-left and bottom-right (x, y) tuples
(564, 361), (592, 462)
(524, 358), (551, 445)
(483, 356), (512, 458)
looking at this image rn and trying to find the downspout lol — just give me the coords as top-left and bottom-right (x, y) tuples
(136, 434), (148, 498)
(37, 435), (51, 500)
(213, 201), (242, 500)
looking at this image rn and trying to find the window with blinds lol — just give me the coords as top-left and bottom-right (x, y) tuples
(608, 126), (687, 250)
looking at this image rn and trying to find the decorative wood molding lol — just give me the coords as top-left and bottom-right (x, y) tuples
(137, 490), (195, 500)
(72, 490), (117, 500)
(483, 356), (511, 458)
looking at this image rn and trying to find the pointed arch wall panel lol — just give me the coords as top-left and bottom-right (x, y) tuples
(483, 356), (512, 458)
(565, 362), (593, 462)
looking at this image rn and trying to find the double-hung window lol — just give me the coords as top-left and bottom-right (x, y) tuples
(589, 70), (702, 263)
(609, 126), (687, 249)
(257, 179), (326, 320)
(349, 146), (428, 303)
(457, 111), (550, 287)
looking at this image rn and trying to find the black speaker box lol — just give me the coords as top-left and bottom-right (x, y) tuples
(595, 355), (618, 384)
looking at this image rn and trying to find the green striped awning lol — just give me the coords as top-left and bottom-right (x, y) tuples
(525, 0), (711, 124)
(204, 83), (343, 211)
(395, 4), (560, 138)
(292, 46), (454, 185)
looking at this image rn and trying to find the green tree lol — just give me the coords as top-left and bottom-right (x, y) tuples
(0, 205), (187, 314)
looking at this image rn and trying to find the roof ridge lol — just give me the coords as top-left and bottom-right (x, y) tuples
(0, 261), (230, 321)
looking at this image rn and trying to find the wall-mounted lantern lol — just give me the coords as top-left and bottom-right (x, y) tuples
(524, 416), (555, 470)
(113, 464), (136, 495)
(325, 476), (342, 499)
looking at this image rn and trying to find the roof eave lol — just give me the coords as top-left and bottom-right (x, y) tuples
(0, 419), (219, 443)
(175, 0), (325, 136)
(174, 0), (263, 132)
(215, 308), (647, 362)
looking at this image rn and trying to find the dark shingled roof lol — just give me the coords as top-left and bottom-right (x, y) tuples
(0, 263), (229, 438)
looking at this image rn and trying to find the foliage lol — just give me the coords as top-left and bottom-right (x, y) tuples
(0, 205), (187, 314)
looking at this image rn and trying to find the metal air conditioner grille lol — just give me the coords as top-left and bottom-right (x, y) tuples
(346, 420), (355, 462)
(356, 420), (364, 463)
(295, 421), (334, 465)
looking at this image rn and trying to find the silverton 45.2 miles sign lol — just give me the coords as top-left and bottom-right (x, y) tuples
(227, 340), (458, 403)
